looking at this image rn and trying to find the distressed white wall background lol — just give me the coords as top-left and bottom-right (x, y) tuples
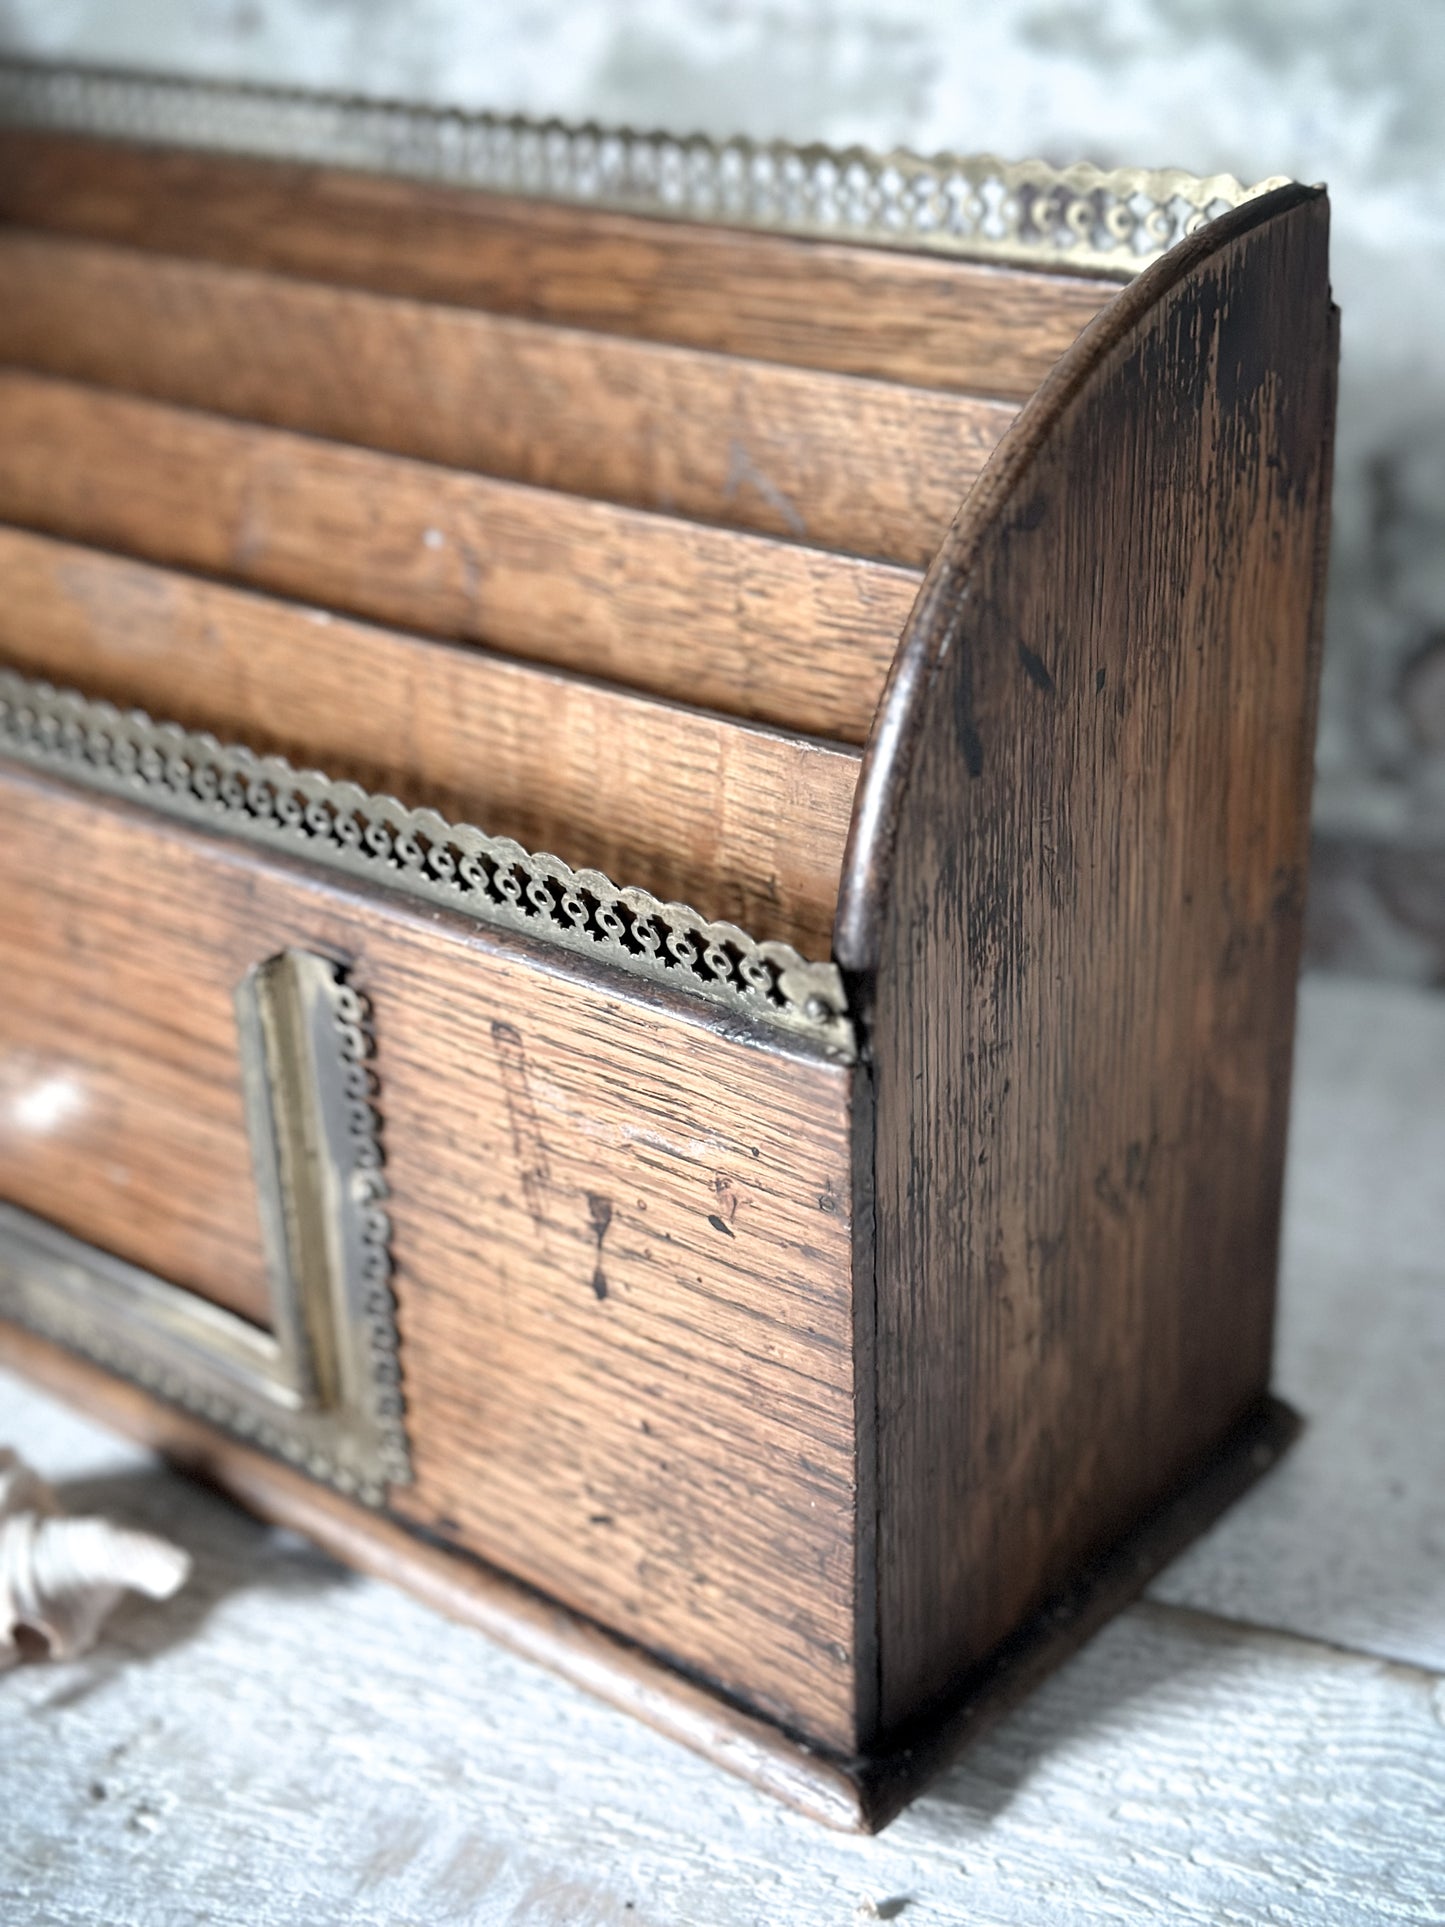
(1, 0), (1442, 962)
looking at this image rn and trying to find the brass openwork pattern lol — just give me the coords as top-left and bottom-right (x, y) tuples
(0, 956), (409, 1503)
(0, 58), (1287, 277)
(0, 671), (855, 1057)
(324, 976), (409, 1492)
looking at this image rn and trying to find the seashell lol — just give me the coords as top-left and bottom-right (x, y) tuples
(0, 1448), (192, 1668)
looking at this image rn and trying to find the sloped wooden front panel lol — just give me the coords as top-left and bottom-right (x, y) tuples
(0, 766), (865, 1749)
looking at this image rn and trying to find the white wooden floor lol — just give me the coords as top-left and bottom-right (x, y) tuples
(2, 975), (1443, 1926)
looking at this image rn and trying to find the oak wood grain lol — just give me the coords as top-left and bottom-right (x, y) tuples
(838, 187), (1337, 1733)
(0, 371), (917, 744)
(0, 1320), (874, 1831)
(0, 527), (858, 955)
(0, 764), (867, 1748)
(0, 1321), (1296, 1835)
(0, 123), (1344, 1800)
(12, 1332), (1445, 1916)
(4, 977), (1438, 1875)
(0, 133), (1111, 401)
(0, 230), (1015, 569)
(0, 791), (273, 1326)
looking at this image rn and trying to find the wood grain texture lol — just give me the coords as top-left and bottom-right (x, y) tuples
(0, 790), (271, 1326)
(0, 230), (1015, 569)
(0, 528), (859, 955)
(6, 1244), (1445, 1927)
(0, 1318), (1294, 1833)
(0, 1322), (871, 1833)
(0, 765), (867, 1748)
(838, 187), (1338, 1733)
(0, 371), (917, 744)
(0, 131), (1112, 401)
(0, 125), (1355, 1819)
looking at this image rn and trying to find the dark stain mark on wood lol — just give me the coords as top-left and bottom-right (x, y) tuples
(836, 188), (1334, 1738)
(1009, 494), (1048, 534)
(1219, 918), (1259, 979)
(708, 1173), (740, 1237)
(587, 1191), (613, 1299)
(1271, 865), (1305, 921)
(489, 1019), (551, 1232)
(1016, 640), (1055, 693)
(953, 651), (984, 778)
(1094, 1132), (1162, 1219)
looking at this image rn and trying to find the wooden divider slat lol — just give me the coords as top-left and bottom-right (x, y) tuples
(0, 372), (915, 746)
(0, 131), (1112, 402)
(0, 527), (857, 955)
(0, 231), (1015, 570)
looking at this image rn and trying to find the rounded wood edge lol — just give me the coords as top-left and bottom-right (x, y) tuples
(833, 181), (1328, 983)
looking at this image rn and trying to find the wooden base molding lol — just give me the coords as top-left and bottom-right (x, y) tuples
(0, 1320), (1298, 1832)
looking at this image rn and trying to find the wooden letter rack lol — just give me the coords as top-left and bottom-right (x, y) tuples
(0, 65), (1337, 1828)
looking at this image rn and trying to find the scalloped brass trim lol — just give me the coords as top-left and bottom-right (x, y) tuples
(0, 669), (855, 1057)
(0, 58), (1288, 278)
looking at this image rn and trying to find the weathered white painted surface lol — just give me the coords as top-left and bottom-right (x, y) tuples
(1279, 978), (1445, 1280)
(2, 974), (1442, 1923)
(1150, 1251), (1445, 1672)
(1150, 979), (1445, 1669)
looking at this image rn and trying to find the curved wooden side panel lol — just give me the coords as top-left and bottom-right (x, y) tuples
(838, 187), (1338, 1735)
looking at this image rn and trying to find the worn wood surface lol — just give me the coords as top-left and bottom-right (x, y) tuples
(0, 1323), (875, 1832)
(0, 371), (917, 743)
(0, 528), (859, 954)
(0, 767), (866, 1747)
(0, 1323), (1296, 1833)
(3, 977), (1441, 1922)
(0, 131), (1111, 400)
(0, 230), (1014, 569)
(0, 790), (271, 1327)
(841, 187), (1337, 1732)
(0, 130), (1371, 1855)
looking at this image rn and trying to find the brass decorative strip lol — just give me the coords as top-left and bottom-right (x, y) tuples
(0, 953), (409, 1503)
(0, 670), (855, 1057)
(0, 58), (1288, 278)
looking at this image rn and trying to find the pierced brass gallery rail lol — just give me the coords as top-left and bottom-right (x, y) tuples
(0, 58), (1288, 278)
(0, 670), (855, 1056)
